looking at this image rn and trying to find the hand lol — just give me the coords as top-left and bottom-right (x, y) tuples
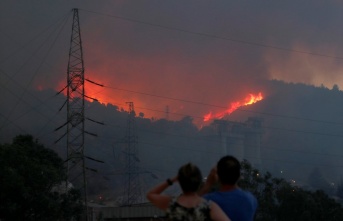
(205, 167), (218, 186)
(171, 176), (178, 183)
(199, 167), (218, 195)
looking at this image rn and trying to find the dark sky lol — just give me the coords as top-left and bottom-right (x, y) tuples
(2, 0), (343, 125)
(1, 0), (343, 194)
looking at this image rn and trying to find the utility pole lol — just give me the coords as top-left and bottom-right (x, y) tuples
(124, 102), (142, 205)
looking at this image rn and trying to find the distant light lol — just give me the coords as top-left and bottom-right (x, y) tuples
(280, 171), (283, 173)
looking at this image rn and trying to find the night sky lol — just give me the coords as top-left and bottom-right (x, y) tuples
(2, 1), (343, 121)
(1, 1), (343, 192)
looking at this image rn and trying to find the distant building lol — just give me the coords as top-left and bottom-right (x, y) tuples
(214, 117), (264, 168)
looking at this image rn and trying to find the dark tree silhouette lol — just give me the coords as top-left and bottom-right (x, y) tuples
(239, 160), (343, 221)
(0, 135), (83, 221)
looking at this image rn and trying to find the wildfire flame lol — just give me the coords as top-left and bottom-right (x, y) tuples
(203, 92), (263, 122)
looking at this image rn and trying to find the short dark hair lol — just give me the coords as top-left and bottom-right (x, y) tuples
(178, 163), (202, 193)
(217, 155), (240, 185)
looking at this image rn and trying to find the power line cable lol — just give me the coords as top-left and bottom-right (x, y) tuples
(85, 96), (343, 139)
(2, 10), (341, 141)
(84, 88), (343, 138)
(0, 12), (71, 131)
(101, 85), (343, 126)
(85, 101), (343, 158)
(5, 79), (335, 159)
(79, 9), (343, 60)
(74, 8), (343, 129)
(0, 69), (68, 136)
(0, 11), (71, 65)
(1, 9), (342, 174)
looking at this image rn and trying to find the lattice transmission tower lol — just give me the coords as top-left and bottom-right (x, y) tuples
(55, 8), (103, 221)
(124, 102), (143, 205)
(66, 8), (88, 219)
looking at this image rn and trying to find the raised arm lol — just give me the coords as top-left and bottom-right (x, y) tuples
(146, 176), (178, 211)
(199, 167), (218, 196)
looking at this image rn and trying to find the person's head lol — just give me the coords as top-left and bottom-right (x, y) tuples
(217, 155), (241, 185)
(178, 163), (202, 193)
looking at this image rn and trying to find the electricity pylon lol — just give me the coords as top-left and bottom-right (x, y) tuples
(124, 102), (142, 205)
(55, 8), (103, 221)
(66, 8), (88, 220)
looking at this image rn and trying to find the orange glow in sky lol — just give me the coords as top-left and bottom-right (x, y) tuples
(55, 78), (155, 116)
(55, 76), (264, 124)
(203, 92), (263, 122)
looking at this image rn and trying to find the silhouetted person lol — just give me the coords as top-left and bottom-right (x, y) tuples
(200, 156), (257, 221)
(147, 162), (231, 221)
